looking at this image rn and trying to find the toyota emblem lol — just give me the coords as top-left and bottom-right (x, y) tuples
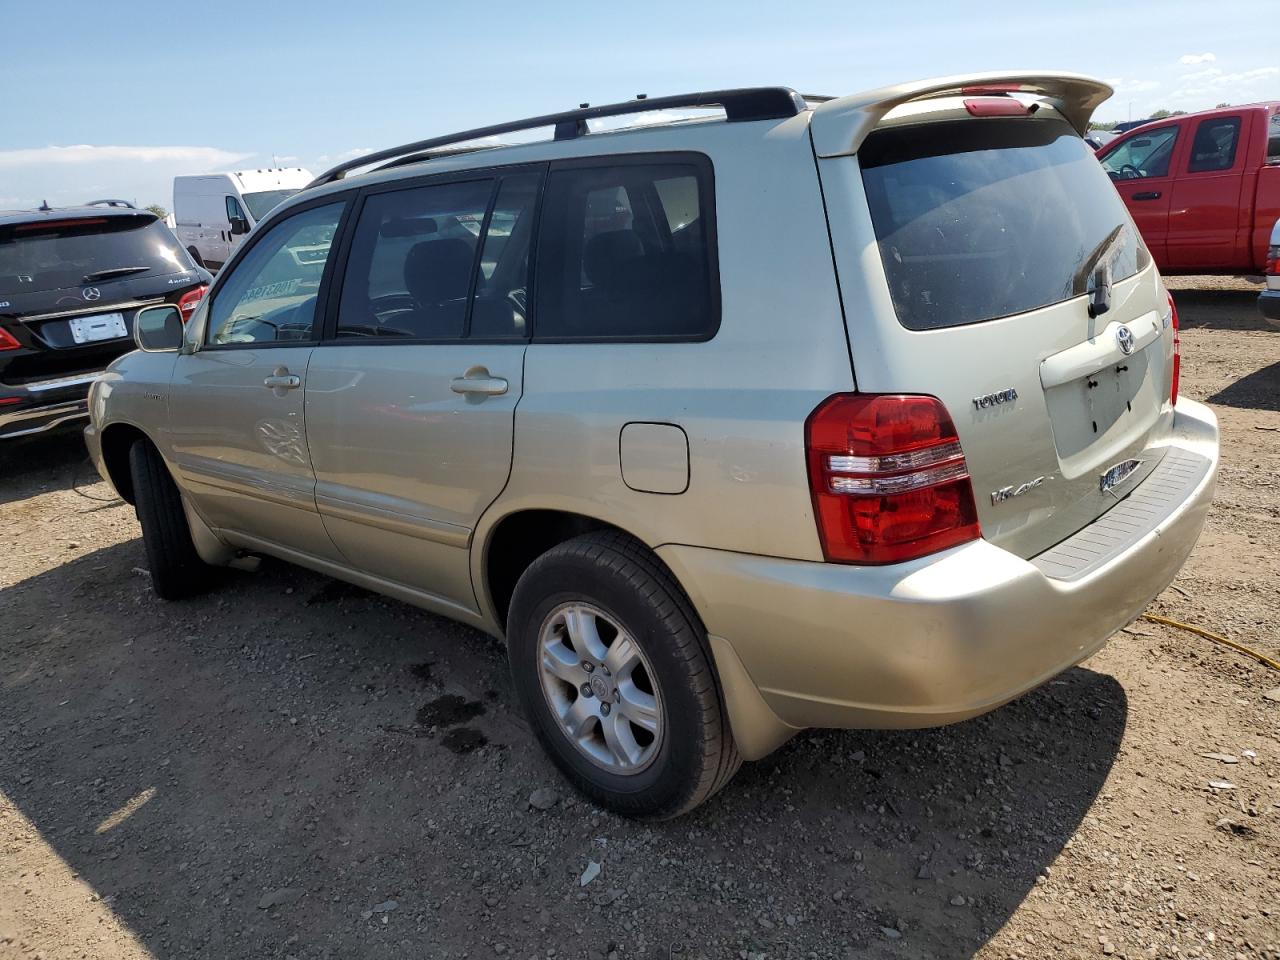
(1116, 324), (1135, 355)
(81, 287), (101, 301)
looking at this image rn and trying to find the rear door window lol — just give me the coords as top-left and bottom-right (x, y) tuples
(0, 215), (191, 297)
(534, 157), (717, 341)
(1186, 117), (1241, 173)
(860, 118), (1147, 331)
(335, 179), (493, 340)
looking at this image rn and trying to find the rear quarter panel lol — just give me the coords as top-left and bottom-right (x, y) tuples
(476, 116), (853, 572)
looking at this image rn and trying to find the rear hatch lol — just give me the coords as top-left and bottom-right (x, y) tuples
(814, 89), (1178, 559)
(0, 213), (204, 383)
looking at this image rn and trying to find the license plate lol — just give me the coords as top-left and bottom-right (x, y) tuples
(68, 312), (127, 344)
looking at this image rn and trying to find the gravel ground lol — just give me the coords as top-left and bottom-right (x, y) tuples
(1, 279), (1277, 960)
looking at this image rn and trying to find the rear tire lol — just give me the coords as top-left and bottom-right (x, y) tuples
(507, 531), (741, 819)
(128, 440), (207, 600)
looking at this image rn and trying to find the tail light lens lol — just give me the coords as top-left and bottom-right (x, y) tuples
(805, 394), (982, 565)
(176, 284), (208, 322)
(1265, 245), (1279, 277)
(0, 327), (20, 351)
(1168, 292), (1180, 405)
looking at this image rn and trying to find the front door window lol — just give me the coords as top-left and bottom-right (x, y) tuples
(206, 203), (344, 345)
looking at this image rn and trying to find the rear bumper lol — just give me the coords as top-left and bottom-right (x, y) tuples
(1258, 289), (1280, 327)
(0, 372), (100, 440)
(659, 398), (1219, 760)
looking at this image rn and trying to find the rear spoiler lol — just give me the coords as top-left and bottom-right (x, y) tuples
(809, 71), (1113, 158)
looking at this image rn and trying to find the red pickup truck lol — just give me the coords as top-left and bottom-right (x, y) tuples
(1097, 102), (1280, 274)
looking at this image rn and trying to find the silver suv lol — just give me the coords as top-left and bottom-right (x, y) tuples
(86, 73), (1220, 819)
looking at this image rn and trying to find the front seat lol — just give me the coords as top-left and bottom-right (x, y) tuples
(402, 238), (475, 338)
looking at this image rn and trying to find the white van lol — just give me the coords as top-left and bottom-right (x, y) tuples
(173, 168), (313, 270)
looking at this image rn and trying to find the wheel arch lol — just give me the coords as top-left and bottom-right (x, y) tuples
(99, 420), (155, 504)
(478, 507), (686, 635)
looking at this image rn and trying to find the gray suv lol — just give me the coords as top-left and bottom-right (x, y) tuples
(86, 73), (1220, 819)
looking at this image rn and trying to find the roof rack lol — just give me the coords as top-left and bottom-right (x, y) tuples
(86, 199), (137, 209)
(307, 87), (807, 189)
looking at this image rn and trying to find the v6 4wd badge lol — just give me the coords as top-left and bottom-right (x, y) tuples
(991, 475), (1046, 505)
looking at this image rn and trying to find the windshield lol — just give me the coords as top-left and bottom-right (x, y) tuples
(860, 117), (1147, 331)
(242, 189), (300, 221)
(0, 215), (191, 298)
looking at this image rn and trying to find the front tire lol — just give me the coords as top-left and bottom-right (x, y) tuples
(128, 440), (207, 600)
(507, 532), (741, 819)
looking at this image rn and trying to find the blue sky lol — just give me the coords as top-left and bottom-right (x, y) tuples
(1, 0), (1275, 209)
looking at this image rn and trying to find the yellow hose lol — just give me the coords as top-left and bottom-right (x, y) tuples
(1141, 613), (1280, 673)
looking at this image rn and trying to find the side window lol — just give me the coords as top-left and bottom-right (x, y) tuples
(535, 159), (716, 340)
(1187, 117), (1241, 173)
(336, 179), (491, 340)
(471, 173), (540, 339)
(1101, 127), (1178, 180)
(1268, 110), (1280, 163)
(225, 196), (245, 221)
(206, 202), (344, 346)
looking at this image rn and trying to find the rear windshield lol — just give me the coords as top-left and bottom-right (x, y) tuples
(0, 215), (191, 297)
(242, 189), (299, 220)
(860, 117), (1146, 331)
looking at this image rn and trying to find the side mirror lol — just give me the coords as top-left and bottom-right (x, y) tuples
(229, 216), (250, 236)
(134, 305), (184, 352)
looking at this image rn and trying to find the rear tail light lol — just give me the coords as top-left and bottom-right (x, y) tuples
(1265, 245), (1279, 277)
(0, 327), (20, 351)
(176, 284), (208, 322)
(1168, 292), (1181, 405)
(805, 394), (982, 564)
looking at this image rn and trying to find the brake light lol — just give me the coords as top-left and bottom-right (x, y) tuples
(964, 97), (1032, 117)
(0, 327), (20, 351)
(14, 217), (108, 232)
(1168, 293), (1181, 405)
(1265, 245), (1279, 277)
(805, 394), (982, 565)
(176, 284), (208, 322)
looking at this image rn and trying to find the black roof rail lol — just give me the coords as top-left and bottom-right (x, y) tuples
(373, 142), (512, 176)
(86, 199), (137, 209)
(307, 87), (808, 189)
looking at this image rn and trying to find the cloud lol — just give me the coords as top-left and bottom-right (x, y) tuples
(1178, 53), (1216, 65)
(1180, 67), (1223, 83)
(316, 147), (375, 165)
(0, 144), (251, 171)
(0, 144), (256, 210)
(1171, 65), (1280, 101)
(1108, 79), (1161, 94)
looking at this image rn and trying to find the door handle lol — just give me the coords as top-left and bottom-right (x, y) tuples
(450, 366), (508, 397)
(1132, 191), (1162, 201)
(263, 373), (301, 390)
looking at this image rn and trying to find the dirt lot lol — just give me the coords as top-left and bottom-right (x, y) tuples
(1, 279), (1277, 960)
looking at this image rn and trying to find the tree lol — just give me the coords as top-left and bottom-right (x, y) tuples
(146, 204), (168, 219)
(1216, 102), (1230, 108)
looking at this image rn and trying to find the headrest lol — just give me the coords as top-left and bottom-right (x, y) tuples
(583, 230), (644, 291)
(403, 238), (475, 305)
